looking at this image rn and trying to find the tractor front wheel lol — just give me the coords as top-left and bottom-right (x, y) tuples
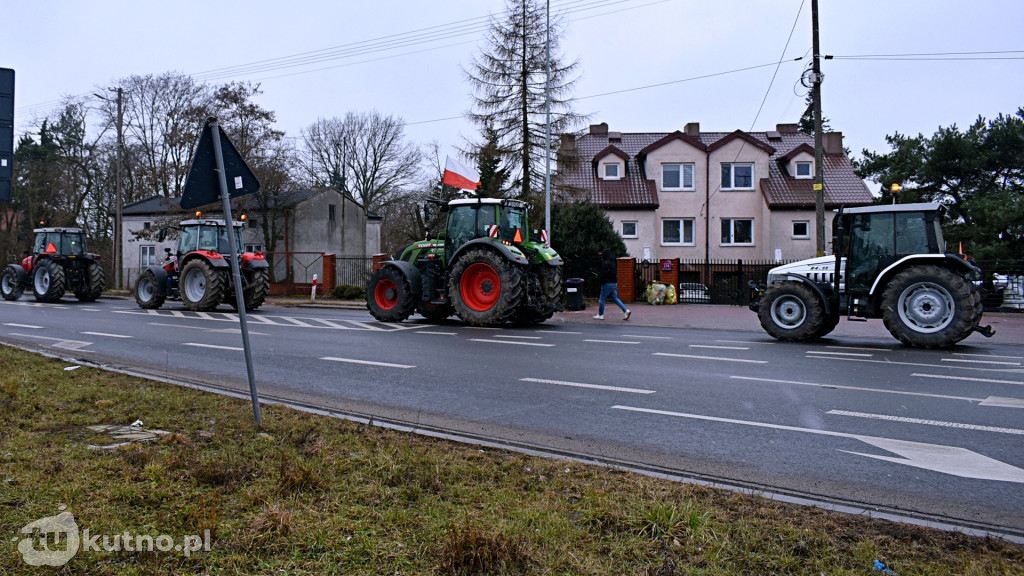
(75, 261), (106, 302)
(367, 266), (416, 322)
(450, 249), (523, 326)
(1, 266), (24, 301)
(134, 270), (166, 309)
(242, 268), (270, 311)
(881, 265), (980, 348)
(32, 259), (66, 303)
(757, 281), (826, 342)
(180, 259), (228, 311)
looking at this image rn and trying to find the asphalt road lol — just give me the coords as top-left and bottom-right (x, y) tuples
(2, 296), (1022, 539)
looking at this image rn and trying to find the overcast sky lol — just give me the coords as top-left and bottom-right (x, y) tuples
(4, 0), (1022, 191)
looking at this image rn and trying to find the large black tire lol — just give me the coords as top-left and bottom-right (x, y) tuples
(812, 313), (841, 339)
(179, 259), (228, 312)
(757, 281), (826, 342)
(1, 266), (24, 301)
(366, 266), (416, 322)
(134, 270), (166, 309)
(32, 259), (66, 303)
(417, 301), (453, 323)
(881, 265), (981, 348)
(74, 261), (106, 302)
(242, 268), (270, 311)
(449, 248), (523, 326)
(514, 265), (564, 325)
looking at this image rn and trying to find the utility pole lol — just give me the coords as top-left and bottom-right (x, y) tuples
(544, 0), (552, 239)
(811, 0), (826, 256)
(115, 87), (124, 290)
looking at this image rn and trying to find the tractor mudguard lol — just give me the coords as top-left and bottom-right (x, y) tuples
(7, 264), (29, 286)
(868, 254), (981, 296)
(451, 238), (528, 266)
(771, 274), (835, 316)
(380, 260), (422, 298)
(242, 258), (269, 270)
(182, 255), (229, 270)
(143, 265), (169, 296)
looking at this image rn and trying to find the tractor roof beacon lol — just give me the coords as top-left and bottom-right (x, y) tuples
(750, 202), (994, 348)
(1, 227), (106, 303)
(367, 197), (564, 326)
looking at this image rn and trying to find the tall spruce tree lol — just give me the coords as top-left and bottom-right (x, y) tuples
(465, 0), (585, 213)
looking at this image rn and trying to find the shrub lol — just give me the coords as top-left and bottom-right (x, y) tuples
(329, 284), (365, 300)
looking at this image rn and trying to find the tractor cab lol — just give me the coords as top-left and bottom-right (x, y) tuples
(174, 219), (245, 257)
(29, 228), (88, 261)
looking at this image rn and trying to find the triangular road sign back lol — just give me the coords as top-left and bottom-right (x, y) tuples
(180, 117), (261, 210)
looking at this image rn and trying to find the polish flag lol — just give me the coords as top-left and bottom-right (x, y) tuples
(442, 156), (480, 191)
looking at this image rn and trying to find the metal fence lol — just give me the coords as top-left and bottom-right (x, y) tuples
(335, 257), (374, 289)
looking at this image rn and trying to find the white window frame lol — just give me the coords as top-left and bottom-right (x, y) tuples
(792, 220), (810, 239)
(140, 245), (156, 268)
(662, 163), (695, 191)
(795, 161), (812, 179)
(620, 221), (638, 239)
(661, 218), (695, 246)
(720, 218), (754, 246)
(603, 162), (621, 180)
(245, 244), (264, 253)
(721, 162), (754, 190)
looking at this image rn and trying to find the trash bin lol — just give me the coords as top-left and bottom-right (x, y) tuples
(565, 278), (585, 311)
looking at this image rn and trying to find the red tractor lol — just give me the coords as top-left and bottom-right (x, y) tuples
(1, 227), (106, 303)
(133, 217), (269, 312)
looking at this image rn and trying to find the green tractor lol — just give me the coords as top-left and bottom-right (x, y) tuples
(367, 198), (564, 326)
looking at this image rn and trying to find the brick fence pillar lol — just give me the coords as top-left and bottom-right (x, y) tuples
(617, 257), (635, 303)
(322, 253), (337, 294)
(660, 258), (679, 300)
(372, 253), (389, 272)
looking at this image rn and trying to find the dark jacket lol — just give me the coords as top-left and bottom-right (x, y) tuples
(599, 251), (618, 284)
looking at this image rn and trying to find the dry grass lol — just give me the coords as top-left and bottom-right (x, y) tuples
(0, 344), (1022, 574)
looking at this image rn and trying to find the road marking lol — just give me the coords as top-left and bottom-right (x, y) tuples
(536, 330), (581, 335)
(729, 375), (981, 402)
(520, 377), (655, 394)
(583, 339), (642, 345)
(195, 312), (216, 320)
(826, 410), (1024, 435)
(954, 352), (1023, 360)
(911, 373), (1024, 386)
(654, 352), (767, 364)
(493, 335), (543, 340)
(4, 323), (43, 329)
(690, 344), (749, 350)
(320, 357), (415, 369)
(81, 332), (132, 339)
(941, 358), (1021, 366)
(806, 350), (874, 358)
(8, 332), (91, 350)
(978, 397), (1024, 408)
(612, 405), (1024, 482)
(807, 356), (1020, 374)
(716, 339), (775, 345)
(825, 345), (892, 352)
(623, 334), (673, 340)
(417, 331), (457, 336)
(183, 342), (243, 351)
(469, 338), (555, 347)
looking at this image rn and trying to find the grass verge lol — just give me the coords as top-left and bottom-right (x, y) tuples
(1, 344), (1021, 574)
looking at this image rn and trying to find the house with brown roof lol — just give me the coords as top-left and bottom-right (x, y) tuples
(557, 122), (873, 262)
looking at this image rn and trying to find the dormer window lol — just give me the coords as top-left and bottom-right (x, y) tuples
(795, 161), (812, 179)
(604, 163), (620, 180)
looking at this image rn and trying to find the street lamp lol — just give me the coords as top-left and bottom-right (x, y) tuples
(95, 88), (124, 289)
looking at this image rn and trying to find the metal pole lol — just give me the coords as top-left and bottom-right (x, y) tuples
(115, 88), (123, 290)
(811, 0), (826, 256)
(544, 0), (552, 239)
(209, 118), (262, 426)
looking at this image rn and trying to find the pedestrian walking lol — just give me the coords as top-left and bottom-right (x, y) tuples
(594, 249), (631, 320)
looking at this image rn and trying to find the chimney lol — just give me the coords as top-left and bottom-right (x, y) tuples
(823, 132), (844, 155)
(776, 123), (799, 134)
(559, 133), (576, 152)
(684, 122), (700, 137)
(589, 122), (609, 135)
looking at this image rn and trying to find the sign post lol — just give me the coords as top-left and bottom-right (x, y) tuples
(180, 117), (263, 425)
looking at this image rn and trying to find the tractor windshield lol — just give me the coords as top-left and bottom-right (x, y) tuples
(34, 232), (85, 256)
(178, 224), (242, 254)
(499, 206), (527, 243)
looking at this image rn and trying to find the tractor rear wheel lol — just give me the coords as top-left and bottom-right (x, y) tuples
(32, 259), (66, 302)
(514, 265), (563, 325)
(450, 249), (523, 326)
(180, 259), (227, 311)
(758, 281), (826, 341)
(74, 261), (106, 302)
(242, 268), (270, 311)
(881, 265), (980, 348)
(1, 266), (24, 301)
(134, 270), (166, 309)
(367, 266), (416, 322)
